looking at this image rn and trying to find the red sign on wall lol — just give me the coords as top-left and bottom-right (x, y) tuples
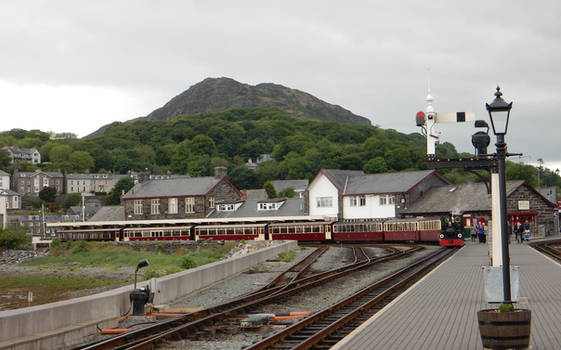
(558, 199), (561, 209)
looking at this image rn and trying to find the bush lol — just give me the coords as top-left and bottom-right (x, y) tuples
(72, 240), (90, 254)
(64, 193), (82, 208)
(155, 243), (166, 255)
(180, 256), (196, 269)
(0, 227), (30, 249)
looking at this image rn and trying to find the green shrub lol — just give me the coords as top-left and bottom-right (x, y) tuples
(180, 256), (196, 269)
(51, 238), (61, 247)
(0, 227), (30, 249)
(278, 251), (296, 263)
(155, 243), (166, 255)
(72, 240), (90, 254)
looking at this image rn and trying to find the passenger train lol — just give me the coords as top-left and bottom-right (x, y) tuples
(50, 215), (463, 246)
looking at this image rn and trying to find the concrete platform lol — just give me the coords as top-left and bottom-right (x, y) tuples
(334, 241), (561, 349)
(0, 241), (297, 350)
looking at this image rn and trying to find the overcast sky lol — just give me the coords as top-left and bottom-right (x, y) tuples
(1, 1), (560, 171)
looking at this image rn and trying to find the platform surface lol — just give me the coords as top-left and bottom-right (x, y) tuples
(334, 241), (561, 349)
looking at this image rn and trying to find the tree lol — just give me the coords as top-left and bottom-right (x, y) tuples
(228, 165), (259, 190)
(0, 227), (30, 249)
(39, 187), (57, 203)
(64, 193), (82, 208)
(278, 187), (296, 198)
(69, 151), (95, 172)
(0, 148), (10, 169)
(263, 181), (277, 198)
(49, 144), (73, 163)
(363, 157), (388, 174)
(105, 176), (135, 205)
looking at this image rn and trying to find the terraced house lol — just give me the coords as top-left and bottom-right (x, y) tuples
(66, 173), (129, 194)
(121, 168), (242, 220)
(12, 169), (64, 195)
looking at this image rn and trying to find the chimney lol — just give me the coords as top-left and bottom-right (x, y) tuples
(214, 166), (227, 179)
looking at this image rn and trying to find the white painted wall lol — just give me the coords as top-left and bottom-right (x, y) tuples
(343, 194), (396, 219)
(309, 174), (339, 218)
(0, 174), (9, 190)
(0, 196), (7, 229)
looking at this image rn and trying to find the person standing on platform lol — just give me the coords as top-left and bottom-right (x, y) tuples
(514, 222), (522, 243)
(477, 222), (485, 243)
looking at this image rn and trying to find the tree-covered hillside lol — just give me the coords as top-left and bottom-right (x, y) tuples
(1, 107), (559, 193)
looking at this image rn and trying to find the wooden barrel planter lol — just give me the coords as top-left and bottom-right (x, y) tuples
(477, 309), (531, 349)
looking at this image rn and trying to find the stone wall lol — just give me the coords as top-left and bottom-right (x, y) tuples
(507, 186), (558, 235)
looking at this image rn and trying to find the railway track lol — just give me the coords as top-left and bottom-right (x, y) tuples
(530, 239), (561, 262)
(71, 244), (418, 350)
(246, 246), (459, 350)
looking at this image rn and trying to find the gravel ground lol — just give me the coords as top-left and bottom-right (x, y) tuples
(161, 244), (440, 350)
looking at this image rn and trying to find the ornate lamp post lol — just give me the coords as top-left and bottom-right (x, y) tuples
(486, 86), (513, 304)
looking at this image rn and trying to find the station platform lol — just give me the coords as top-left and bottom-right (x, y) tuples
(333, 240), (561, 349)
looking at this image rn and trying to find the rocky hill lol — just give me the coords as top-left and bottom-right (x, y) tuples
(87, 77), (370, 138)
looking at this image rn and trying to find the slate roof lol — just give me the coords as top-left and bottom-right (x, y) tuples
(89, 206), (125, 221)
(66, 173), (128, 180)
(0, 189), (19, 196)
(344, 170), (441, 195)
(18, 170), (63, 178)
(270, 179), (309, 192)
(243, 189), (268, 200)
(68, 206), (100, 217)
(402, 180), (526, 214)
(121, 177), (224, 199)
(320, 169), (365, 191)
(0, 170), (9, 176)
(207, 198), (307, 218)
(538, 187), (557, 204)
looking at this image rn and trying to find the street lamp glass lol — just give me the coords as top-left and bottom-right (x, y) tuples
(485, 86), (512, 135)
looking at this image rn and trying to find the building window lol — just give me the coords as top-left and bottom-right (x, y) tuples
(209, 197), (215, 208)
(168, 198), (178, 214)
(185, 197), (195, 213)
(350, 197), (357, 207)
(316, 197), (333, 208)
(217, 204), (234, 211)
(134, 200), (143, 215)
(379, 196), (387, 205)
(359, 196), (366, 206)
(258, 202), (280, 211)
(43, 178), (49, 187)
(151, 199), (160, 214)
(389, 196), (395, 205)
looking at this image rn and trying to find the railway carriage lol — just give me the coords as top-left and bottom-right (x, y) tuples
(194, 223), (267, 241)
(123, 226), (192, 241)
(58, 228), (121, 241)
(332, 221), (384, 241)
(418, 218), (442, 242)
(383, 218), (419, 241)
(268, 221), (331, 241)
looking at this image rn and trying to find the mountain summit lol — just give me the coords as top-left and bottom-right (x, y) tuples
(86, 77), (371, 138)
(146, 77), (371, 125)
